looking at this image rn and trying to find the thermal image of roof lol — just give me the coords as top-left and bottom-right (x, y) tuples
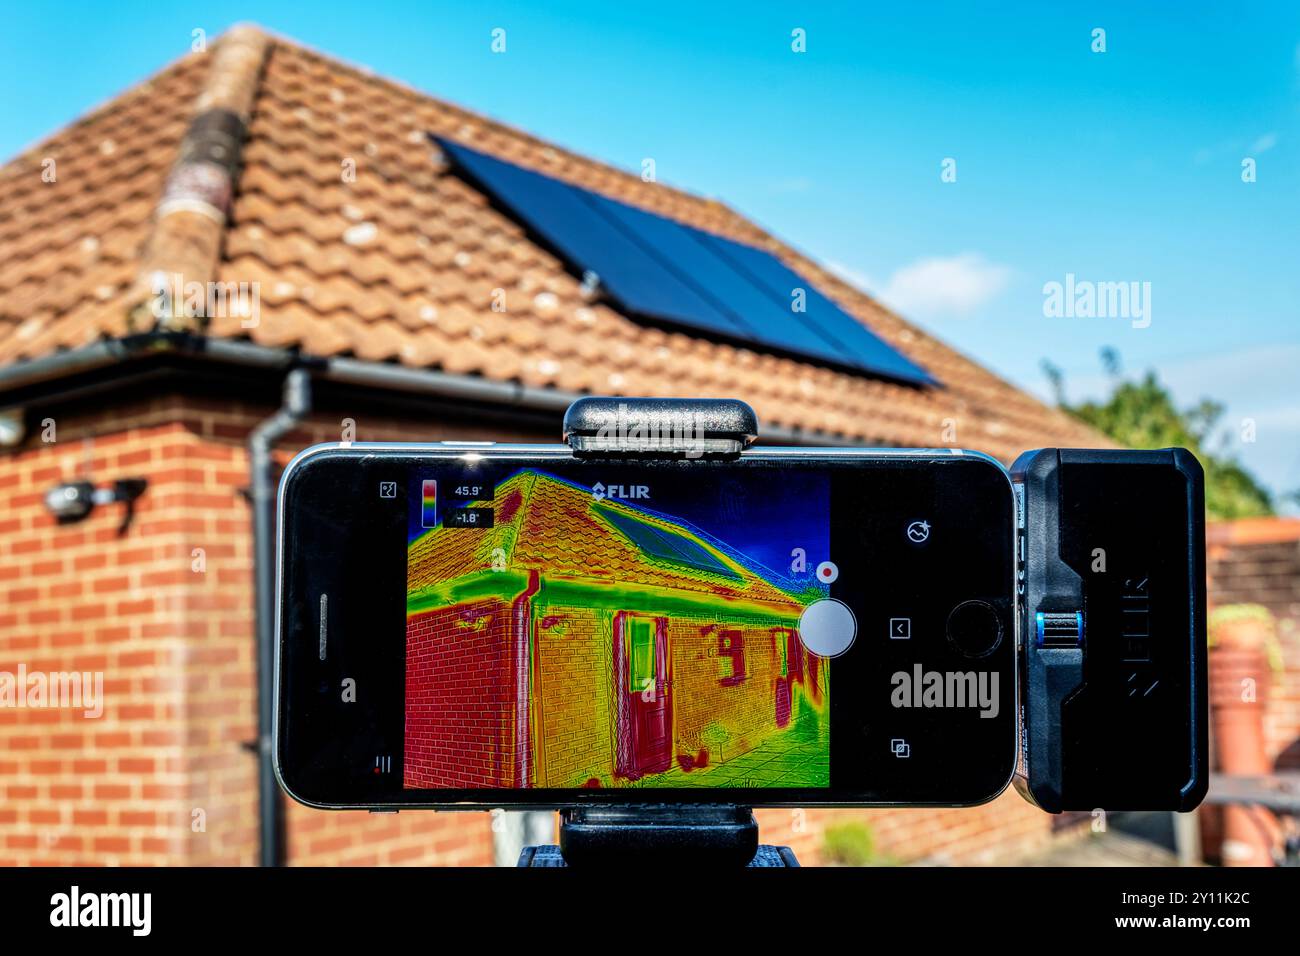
(407, 469), (814, 616)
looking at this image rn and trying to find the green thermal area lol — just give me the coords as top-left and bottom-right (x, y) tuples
(584, 705), (830, 790)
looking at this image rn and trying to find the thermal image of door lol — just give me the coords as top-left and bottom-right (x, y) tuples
(615, 614), (672, 779)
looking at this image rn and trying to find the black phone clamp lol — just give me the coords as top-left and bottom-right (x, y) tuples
(520, 397), (797, 867)
(562, 396), (757, 458)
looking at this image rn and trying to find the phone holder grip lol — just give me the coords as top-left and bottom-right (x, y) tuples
(518, 805), (799, 867)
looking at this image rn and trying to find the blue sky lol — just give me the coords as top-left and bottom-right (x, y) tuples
(3, 2), (1297, 505)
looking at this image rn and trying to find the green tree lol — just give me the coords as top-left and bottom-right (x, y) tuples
(1042, 349), (1273, 520)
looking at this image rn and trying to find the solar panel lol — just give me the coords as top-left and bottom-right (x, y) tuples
(435, 138), (750, 339)
(433, 136), (936, 386)
(696, 232), (938, 386)
(598, 507), (740, 579)
(584, 193), (854, 368)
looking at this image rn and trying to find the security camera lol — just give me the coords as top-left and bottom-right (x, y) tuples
(44, 478), (148, 528)
(44, 480), (97, 522)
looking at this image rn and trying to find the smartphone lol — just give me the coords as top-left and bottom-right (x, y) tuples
(274, 443), (1017, 809)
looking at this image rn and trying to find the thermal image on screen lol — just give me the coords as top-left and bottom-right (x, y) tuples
(403, 467), (831, 789)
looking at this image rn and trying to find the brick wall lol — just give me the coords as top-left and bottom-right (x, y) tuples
(0, 392), (524, 866)
(669, 618), (811, 767)
(0, 387), (1083, 866)
(0, 398), (193, 865)
(405, 598), (518, 788)
(756, 789), (1059, 865)
(533, 604), (611, 788)
(527, 606), (825, 788)
(1207, 518), (1300, 767)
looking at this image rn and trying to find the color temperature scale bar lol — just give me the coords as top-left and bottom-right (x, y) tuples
(421, 479), (438, 528)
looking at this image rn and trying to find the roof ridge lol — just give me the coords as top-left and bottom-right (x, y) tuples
(510, 469), (540, 559)
(126, 23), (272, 333)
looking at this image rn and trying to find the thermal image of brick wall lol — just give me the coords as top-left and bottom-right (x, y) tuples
(404, 470), (829, 789)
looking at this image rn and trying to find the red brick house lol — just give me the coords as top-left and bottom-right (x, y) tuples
(0, 24), (1111, 866)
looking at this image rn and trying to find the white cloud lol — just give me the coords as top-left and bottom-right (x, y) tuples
(871, 252), (1012, 317)
(1194, 131), (1278, 165)
(1250, 131), (1278, 154)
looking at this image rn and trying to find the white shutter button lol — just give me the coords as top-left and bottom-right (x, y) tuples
(798, 599), (857, 658)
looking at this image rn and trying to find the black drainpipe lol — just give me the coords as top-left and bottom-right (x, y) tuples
(250, 368), (311, 867)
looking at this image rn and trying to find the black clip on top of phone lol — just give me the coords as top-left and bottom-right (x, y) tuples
(563, 396), (758, 459)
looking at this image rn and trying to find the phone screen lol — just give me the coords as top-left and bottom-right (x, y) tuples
(404, 464), (831, 791)
(276, 446), (1016, 808)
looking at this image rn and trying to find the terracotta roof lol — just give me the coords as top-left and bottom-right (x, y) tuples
(0, 24), (1106, 459)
